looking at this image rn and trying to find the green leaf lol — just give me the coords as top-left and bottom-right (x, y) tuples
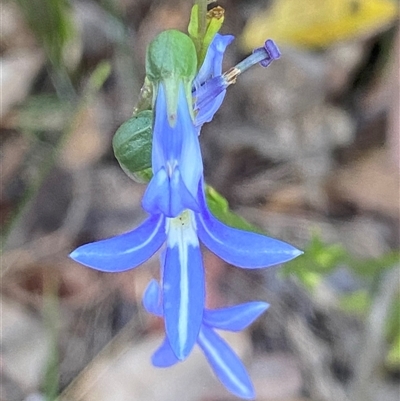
(146, 30), (197, 122)
(188, 4), (226, 68)
(280, 233), (347, 291)
(205, 185), (265, 234)
(84, 61), (112, 97)
(282, 233), (347, 277)
(339, 290), (372, 316)
(307, 235), (347, 273)
(112, 110), (153, 179)
(297, 270), (323, 291)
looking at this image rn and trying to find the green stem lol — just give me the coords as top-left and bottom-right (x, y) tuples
(196, 0), (208, 39)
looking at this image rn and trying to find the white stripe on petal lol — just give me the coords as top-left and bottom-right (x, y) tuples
(164, 210), (203, 359)
(176, 213), (196, 349)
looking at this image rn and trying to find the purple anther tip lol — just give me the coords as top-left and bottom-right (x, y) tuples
(265, 40), (281, 60)
(252, 39), (280, 68)
(259, 39), (280, 67)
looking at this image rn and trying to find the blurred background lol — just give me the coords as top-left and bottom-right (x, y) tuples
(1, 0), (399, 400)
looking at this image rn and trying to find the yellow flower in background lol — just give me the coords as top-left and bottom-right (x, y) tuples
(240, 0), (398, 50)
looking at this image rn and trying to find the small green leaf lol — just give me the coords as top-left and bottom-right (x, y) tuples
(84, 61), (111, 97)
(112, 110), (153, 179)
(282, 233), (347, 280)
(205, 185), (264, 234)
(297, 270), (322, 291)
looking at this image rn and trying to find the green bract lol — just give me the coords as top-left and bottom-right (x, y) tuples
(146, 30), (197, 124)
(113, 110), (153, 181)
(188, 5), (225, 68)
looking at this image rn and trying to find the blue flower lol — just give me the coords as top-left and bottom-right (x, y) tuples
(69, 84), (299, 357)
(70, 35), (300, 361)
(143, 279), (268, 399)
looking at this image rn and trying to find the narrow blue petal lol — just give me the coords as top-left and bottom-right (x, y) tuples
(194, 34), (234, 127)
(69, 214), (166, 272)
(196, 183), (303, 268)
(197, 209), (302, 268)
(163, 221), (204, 360)
(151, 337), (180, 367)
(198, 325), (255, 399)
(195, 86), (226, 127)
(203, 302), (269, 332)
(142, 279), (162, 316)
(195, 34), (235, 86)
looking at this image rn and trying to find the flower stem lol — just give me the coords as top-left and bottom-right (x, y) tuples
(196, 0), (208, 39)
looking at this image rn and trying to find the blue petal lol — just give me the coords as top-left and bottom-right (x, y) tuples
(194, 80), (226, 127)
(163, 228), (204, 360)
(203, 302), (269, 332)
(142, 279), (162, 316)
(198, 325), (255, 399)
(196, 183), (303, 268)
(193, 75), (229, 127)
(144, 84), (203, 216)
(69, 214), (166, 272)
(151, 337), (180, 368)
(194, 34), (234, 127)
(195, 34), (235, 86)
(142, 166), (200, 217)
(142, 168), (170, 215)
